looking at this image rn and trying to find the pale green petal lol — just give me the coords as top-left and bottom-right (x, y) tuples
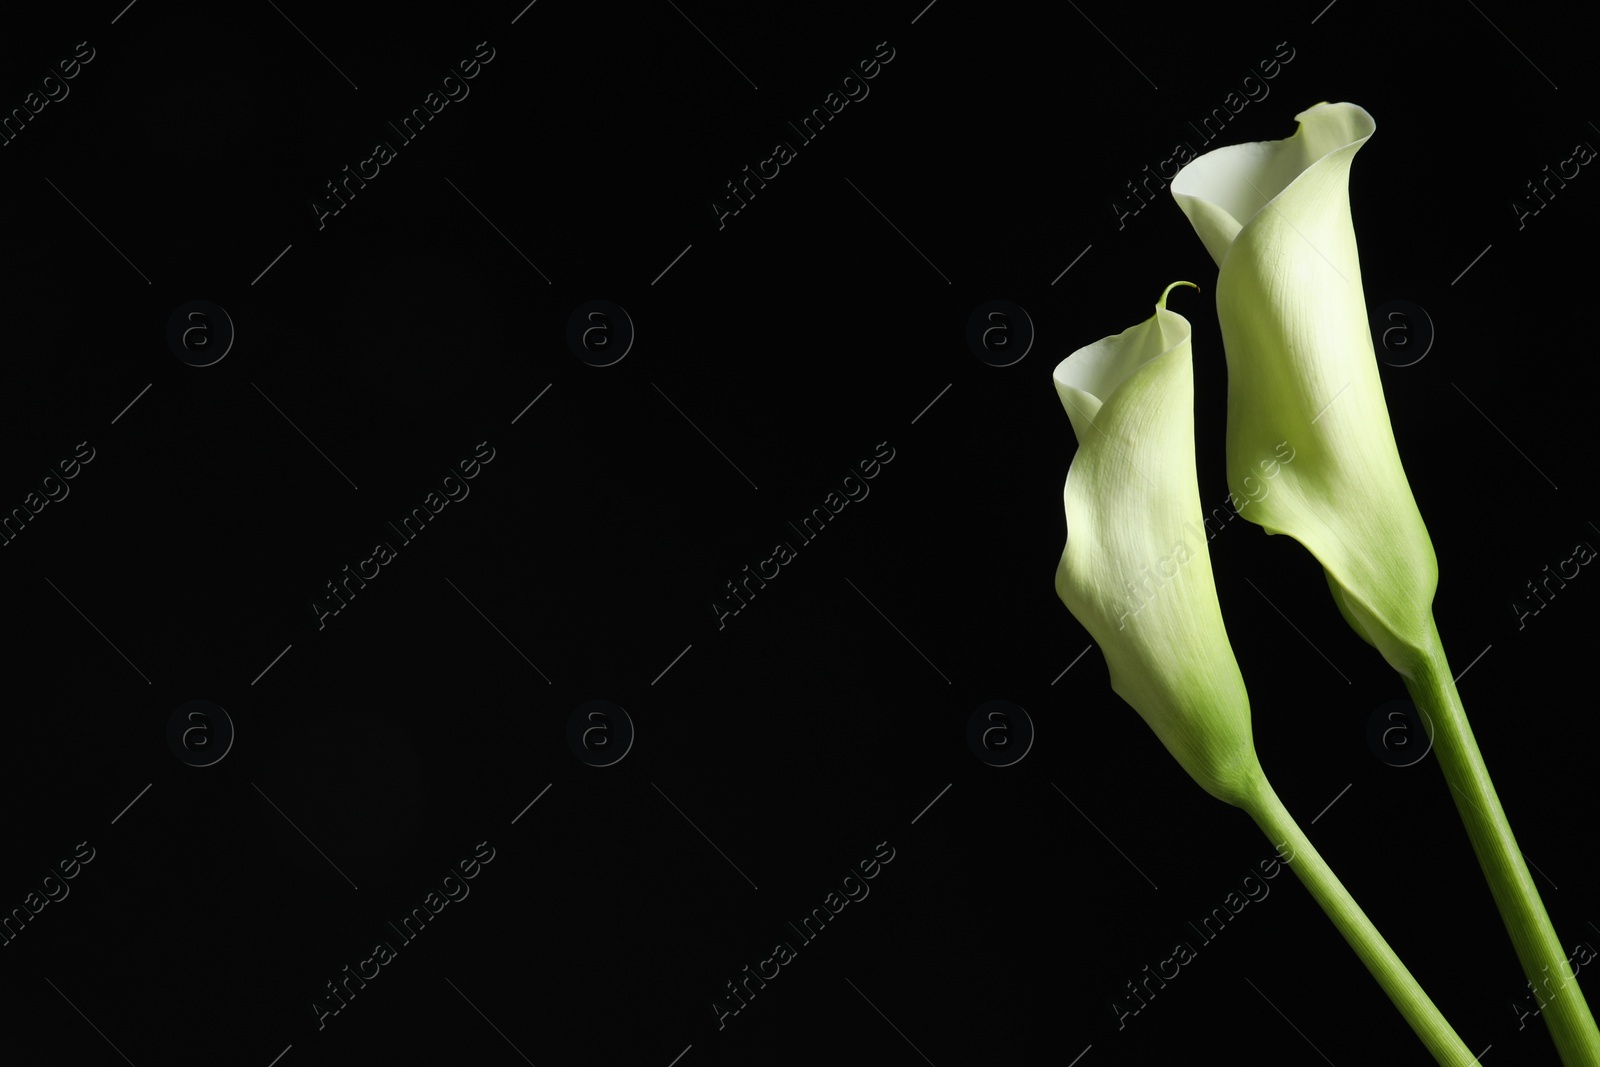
(1170, 102), (1438, 673)
(1174, 105), (1600, 1065)
(1054, 287), (1263, 807)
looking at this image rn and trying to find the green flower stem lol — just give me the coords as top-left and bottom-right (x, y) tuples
(1404, 614), (1600, 1067)
(1245, 780), (1478, 1067)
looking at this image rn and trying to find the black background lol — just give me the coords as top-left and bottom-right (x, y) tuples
(1, 2), (1596, 1064)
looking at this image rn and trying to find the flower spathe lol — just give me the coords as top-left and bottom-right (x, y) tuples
(1051, 279), (1485, 1067)
(1170, 101), (1438, 674)
(1053, 282), (1263, 807)
(1172, 102), (1600, 1065)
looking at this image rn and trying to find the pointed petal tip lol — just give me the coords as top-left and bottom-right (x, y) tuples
(1293, 100), (1375, 134)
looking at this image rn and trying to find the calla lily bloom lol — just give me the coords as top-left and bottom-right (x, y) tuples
(1169, 101), (1434, 674)
(1171, 103), (1600, 1066)
(1053, 281), (1261, 807)
(1053, 283), (1478, 1066)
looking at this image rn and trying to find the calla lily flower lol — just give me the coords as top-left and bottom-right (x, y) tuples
(1169, 101), (1436, 674)
(1053, 281), (1263, 807)
(1171, 103), (1600, 1066)
(1053, 283), (1478, 1067)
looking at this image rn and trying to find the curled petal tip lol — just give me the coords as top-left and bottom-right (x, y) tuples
(1157, 280), (1200, 309)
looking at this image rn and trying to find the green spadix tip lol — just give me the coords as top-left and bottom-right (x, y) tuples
(1157, 280), (1199, 310)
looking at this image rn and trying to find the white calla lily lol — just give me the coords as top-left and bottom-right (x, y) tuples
(1053, 283), (1479, 1067)
(1170, 101), (1435, 674)
(1171, 102), (1600, 1067)
(1053, 281), (1262, 806)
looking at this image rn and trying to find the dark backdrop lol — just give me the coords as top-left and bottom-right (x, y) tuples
(1, 2), (1595, 1064)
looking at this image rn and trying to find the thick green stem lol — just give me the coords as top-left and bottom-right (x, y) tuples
(1244, 779), (1478, 1066)
(1404, 613), (1600, 1066)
